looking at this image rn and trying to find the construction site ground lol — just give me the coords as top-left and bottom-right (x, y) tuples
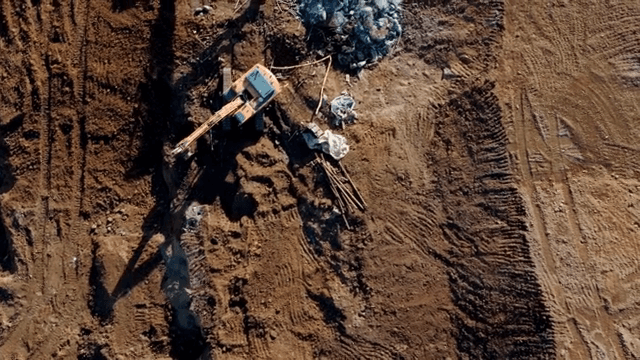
(0, 0), (639, 359)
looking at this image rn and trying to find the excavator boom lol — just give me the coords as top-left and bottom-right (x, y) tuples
(171, 97), (245, 155)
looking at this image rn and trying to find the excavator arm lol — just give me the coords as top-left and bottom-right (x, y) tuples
(171, 97), (245, 155)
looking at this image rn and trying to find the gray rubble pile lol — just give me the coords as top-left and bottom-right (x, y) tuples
(298, 0), (402, 69)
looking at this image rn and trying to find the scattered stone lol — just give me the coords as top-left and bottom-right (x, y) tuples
(459, 54), (473, 64)
(185, 203), (204, 232)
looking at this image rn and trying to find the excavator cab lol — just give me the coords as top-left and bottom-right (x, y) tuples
(224, 64), (280, 125)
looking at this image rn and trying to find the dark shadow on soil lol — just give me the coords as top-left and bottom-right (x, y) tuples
(0, 113), (22, 273)
(307, 290), (347, 333)
(77, 341), (109, 360)
(101, 0), (180, 322)
(112, 0), (154, 12)
(107, 1), (210, 357)
(113, 0), (267, 358)
(0, 212), (15, 273)
(88, 241), (114, 324)
(186, 127), (261, 221)
(167, 306), (206, 360)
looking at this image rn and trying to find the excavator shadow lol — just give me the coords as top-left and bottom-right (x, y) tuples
(106, 0), (285, 358)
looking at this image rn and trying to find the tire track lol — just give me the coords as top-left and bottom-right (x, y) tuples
(40, 4), (56, 294)
(41, 0), (90, 296)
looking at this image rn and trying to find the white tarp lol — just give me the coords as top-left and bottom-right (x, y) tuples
(303, 123), (350, 160)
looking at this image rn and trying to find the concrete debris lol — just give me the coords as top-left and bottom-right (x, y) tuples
(303, 123), (350, 160)
(184, 203), (204, 232)
(330, 94), (357, 126)
(298, 0), (402, 69)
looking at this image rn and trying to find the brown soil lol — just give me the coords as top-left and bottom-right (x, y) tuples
(0, 0), (637, 359)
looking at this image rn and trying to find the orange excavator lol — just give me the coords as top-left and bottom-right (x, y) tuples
(171, 64), (281, 155)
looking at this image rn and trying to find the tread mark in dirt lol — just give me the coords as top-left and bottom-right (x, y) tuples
(76, 0), (90, 215)
(41, 52), (55, 288)
(432, 82), (555, 358)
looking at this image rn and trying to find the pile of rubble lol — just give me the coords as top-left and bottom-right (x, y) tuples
(298, 0), (402, 69)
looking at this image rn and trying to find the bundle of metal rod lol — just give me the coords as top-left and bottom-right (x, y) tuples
(313, 154), (349, 229)
(317, 153), (367, 214)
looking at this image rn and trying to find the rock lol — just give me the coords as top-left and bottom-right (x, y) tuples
(269, 330), (277, 340)
(459, 54), (473, 64)
(442, 67), (458, 80)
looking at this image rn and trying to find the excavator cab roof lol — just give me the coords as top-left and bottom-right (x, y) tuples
(246, 68), (275, 99)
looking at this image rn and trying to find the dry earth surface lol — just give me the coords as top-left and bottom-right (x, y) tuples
(0, 0), (637, 359)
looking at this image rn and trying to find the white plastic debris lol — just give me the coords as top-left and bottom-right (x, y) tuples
(303, 123), (350, 160)
(330, 94), (357, 126)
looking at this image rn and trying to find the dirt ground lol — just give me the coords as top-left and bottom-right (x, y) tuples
(0, 0), (637, 359)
